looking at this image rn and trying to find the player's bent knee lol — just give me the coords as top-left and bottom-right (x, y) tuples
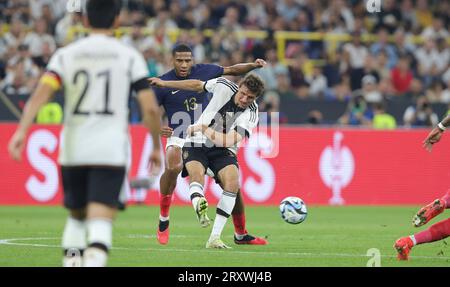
(165, 164), (183, 176)
(222, 180), (240, 193)
(189, 174), (204, 185)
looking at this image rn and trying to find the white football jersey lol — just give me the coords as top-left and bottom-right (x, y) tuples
(186, 77), (259, 154)
(47, 34), (149, 166)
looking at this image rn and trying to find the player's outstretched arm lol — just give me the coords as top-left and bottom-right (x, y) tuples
(8, 76), (57, 161)
(423, 115), (449, 152)
(188, 124), (243, 148)
(148, 77), (204, 93)
(223, 59), (267, 76)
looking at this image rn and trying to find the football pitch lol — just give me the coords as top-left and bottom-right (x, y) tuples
(0, 205), (449, 267)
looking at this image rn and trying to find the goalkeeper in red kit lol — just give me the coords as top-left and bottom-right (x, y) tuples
(394, 115), (450, 260)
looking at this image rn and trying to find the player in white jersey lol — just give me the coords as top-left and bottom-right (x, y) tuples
(8, 0), (161, 266)
(149, 74), (264, 248)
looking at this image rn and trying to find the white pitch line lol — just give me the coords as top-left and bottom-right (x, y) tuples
(0, 236), (449, 261)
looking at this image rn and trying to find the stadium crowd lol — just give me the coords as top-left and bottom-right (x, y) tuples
(0, 0), (449, 127)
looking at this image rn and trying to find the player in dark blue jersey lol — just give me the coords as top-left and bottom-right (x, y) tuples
(135, 44), (267, 245)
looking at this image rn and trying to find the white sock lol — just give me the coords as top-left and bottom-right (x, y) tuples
(189, 182), (204, 210)
(62, 217), (86, 267)
(159, 215), (169, 221)
(234, 233), (246, 240)
(83, 218), (112, 267)
(410, 235), (417, 246)
(87, 218), (113, 249)
(210, 191), (237, 239)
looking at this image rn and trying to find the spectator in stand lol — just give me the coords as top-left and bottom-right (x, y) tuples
(186, 0), (210, 29)
(32, 40), (54, 69)
(307, 110), (323, 125)
(392, 28), (416, 72)
(322, 8), (348, 34)
(40, 3), (57, 34)
(360, 74), (383, 104)
(373, 0), (402, 34)
(288, 51), (309, 96)
(371, 49), (391, 80)
(245, 0), (268, 29)
(443, 66), (450, 86)
(204, 33), (226, 63)
(121, 19), (148, 50)
(372, 102), (397, 130)
(338, 94), (373, 126)
(421, 13), (449, 41)
(144, 23), (173, 56)
(3, 16), (27, 52)
(1, 58), (37, 108)
(415, 37), (440, 87)
(370, 28), (398, 69)
(23, 18), (56, 58)
(54, 12), (84, 46)
(253, 48), (280, 90)
(220, 6), (243, 32)
(436, 1), (450, 28)
(169, 1), (195, 29)
(147, 8), (178, 31)
(276, 0), (301, 23)
(400, 0), (417, 29)
(307, 65), (328, 99)
(403, 96), (439, 127)
(425, 80), (446, 104)
(391, 53), (413, 96)
(404, 78), (424, 101)
(435, 37), (450, 76)
(328, 75), (352, 102)
(415, 0), (433, 30)
(259, 90), (288, 125)
(343, 31), (369, 91)
(322, 51), (343, 89)
(321, 0), (355, 33)
(7, 44), (40, 81)
(276, 69), (296, 101)
(442, 79), (450, 104)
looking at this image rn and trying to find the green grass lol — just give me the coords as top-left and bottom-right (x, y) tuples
(0, 205), (449, 267)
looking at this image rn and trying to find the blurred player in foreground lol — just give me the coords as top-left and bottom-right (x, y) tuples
(136, 44), (267, 246)
(394, 114), (450, 260)
(149, 74), (264, 248)
(8, 0), (161, 266)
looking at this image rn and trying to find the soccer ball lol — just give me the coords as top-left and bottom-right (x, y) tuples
(279, 196), (308, 224)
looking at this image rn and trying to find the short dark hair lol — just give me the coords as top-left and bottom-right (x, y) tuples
(240, 74), (265, 98)
(172, 43), (193, 56)
(87, 0), (121, 29)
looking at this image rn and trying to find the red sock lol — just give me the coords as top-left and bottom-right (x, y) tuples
(441, 190), (450, 208)
(414, 218), (450, 245)
(160, 194), (172, 218)
(232, 213), (247, 235)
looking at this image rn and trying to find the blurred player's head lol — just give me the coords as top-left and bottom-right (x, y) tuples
(172, 44), (194, 78)
(236, 74), (265, 109)
(86, 0), (121, 29)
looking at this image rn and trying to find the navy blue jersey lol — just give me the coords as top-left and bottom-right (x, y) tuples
(155, 64), (224, 138)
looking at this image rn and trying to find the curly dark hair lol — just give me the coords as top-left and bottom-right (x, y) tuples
(239, 74), (265, 98)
